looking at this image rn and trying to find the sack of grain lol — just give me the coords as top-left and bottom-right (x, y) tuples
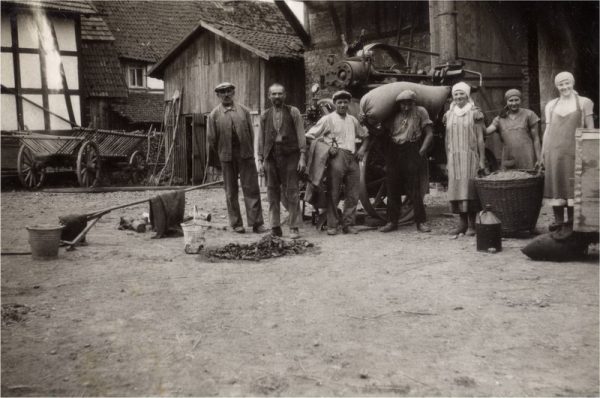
(359, 82), (451, 125)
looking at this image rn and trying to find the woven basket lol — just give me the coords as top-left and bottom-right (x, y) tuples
(474, 172), (544, 237)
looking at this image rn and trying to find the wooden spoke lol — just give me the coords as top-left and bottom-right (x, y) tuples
(77, 141), (101, 187)
(17, 145), (45, 189)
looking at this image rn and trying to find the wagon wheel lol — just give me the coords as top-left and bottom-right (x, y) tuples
(17, 145), (46, 189)
(359, 140), (414, 223)
(129, 150), (147, 184)
(76, 141), (101, 187)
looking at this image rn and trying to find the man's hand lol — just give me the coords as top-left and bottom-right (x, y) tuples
(355, 147), (366, 162)
(418, 148), (428, 158)
(258, 160), (265, 176)
(297, 155), (306, 174)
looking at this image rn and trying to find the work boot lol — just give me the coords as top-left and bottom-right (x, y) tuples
(327, 227), (338, 236)
(342, 225), (358, 234)
(253, 225), (268, 234)
(289, 228), (300, 239)
(379, 222), (398, 233)
(271, 226), (282, 237)
(416, 222), (431, 233)
(465, 212), (476, 236)
(450, 213), (468, 236)
(233, 226), (245, 234)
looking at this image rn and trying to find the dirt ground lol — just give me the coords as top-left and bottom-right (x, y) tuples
(1, 185), (598, 396)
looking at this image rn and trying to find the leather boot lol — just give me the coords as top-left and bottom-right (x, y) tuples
(465, 212), (476, 236)
(450, 213), (468, 235)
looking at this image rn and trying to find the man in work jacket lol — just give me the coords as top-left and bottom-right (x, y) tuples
(306, 90), (369, 235)
(258, 83), (307, 239)
(207, 82), (266, 234)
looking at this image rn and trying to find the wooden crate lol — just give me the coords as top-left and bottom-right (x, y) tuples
(574, 128), (600, 232)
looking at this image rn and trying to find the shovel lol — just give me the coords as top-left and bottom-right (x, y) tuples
(59, 180), (222, 249)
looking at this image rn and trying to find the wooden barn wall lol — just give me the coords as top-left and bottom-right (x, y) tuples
(536, 2), (599, 126)
(430, 1), (530, 159)
(162, 31), (264, 183)
(264, 59), (305, 111)
(163, 31), (262, 115)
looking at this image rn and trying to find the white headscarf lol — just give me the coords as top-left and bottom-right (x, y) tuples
(452, 82), (471, 96)
(554, 71), (575, 86)
(451, 82), (474, 116)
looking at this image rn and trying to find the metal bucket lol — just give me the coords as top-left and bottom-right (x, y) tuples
(26, 225), (64, 260)
(180, 221), (206, 254)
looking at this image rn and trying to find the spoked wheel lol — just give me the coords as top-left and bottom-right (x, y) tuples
(129, 150), (147, 184)
(359, 140), (414, 223)
(17, 145), (46, 189)
(76, 141), (101, 187)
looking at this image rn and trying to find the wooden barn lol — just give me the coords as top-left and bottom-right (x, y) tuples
(148, 1), (304, 185)
(1, 0), (94, 174)
(287, 1), (599, 159)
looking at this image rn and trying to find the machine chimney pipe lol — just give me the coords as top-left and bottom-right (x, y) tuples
(437, 0), (458, 63)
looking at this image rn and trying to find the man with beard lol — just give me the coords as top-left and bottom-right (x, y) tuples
(258, 83), (307, 239)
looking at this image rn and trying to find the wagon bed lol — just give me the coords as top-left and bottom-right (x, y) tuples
(13, 128), (147, 189)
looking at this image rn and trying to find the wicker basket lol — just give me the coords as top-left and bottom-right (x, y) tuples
(474, 172), (544, 237)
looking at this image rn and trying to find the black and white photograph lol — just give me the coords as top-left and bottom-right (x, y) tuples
(1, 0), (598, 396)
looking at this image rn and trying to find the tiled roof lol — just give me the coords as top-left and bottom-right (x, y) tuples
(111, 92), (165, 124)
(81, 41), (127, 98)
(80, 15), (114, 41)
(1, 0), (96, 15)
(93, 1), (303, 63)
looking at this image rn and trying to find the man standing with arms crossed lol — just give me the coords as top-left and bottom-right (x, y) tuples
(207, 82), (266, 234)
(258, 84), (307, 239)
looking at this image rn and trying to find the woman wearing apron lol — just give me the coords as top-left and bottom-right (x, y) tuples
(486, 89), (541, 170)
(443, 82), (487, 237)
(541, 71), (595, 228)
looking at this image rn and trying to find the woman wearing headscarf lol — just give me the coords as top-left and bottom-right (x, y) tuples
(541, 71), (595, 228)
(443, 82), (486, 236)
(486, 89), (541, 169)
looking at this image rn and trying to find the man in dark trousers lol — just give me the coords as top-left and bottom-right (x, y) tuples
(306, 90), (369, 236)
(378, 89), (433, 233)
(207, 82), (266, 234)
(258, 83), (307, 239)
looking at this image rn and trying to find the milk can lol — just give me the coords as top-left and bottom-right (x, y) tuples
(476, 204), (502, 253)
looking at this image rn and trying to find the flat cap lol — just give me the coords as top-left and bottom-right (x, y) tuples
(214, 82), (235, 93)
(332, 90), (352, 102)
(396, 89), (417, 102)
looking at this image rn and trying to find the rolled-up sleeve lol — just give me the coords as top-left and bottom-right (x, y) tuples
(417, 107), (433, 128)
(352, 116), (368, 139)
(306, 114), (329, 140)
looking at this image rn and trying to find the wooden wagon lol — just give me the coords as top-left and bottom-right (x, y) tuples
(14, 128), (147, 189)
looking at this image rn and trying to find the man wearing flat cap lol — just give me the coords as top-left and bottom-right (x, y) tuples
(207, 82), (266, 234)
(378, 89), (433, 233)
(306, 90), (368, 235)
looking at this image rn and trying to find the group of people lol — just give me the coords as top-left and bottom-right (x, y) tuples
(207, 71), (594, 239)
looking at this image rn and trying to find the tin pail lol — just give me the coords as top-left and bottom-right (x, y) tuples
(26, 225), (64, 260)
(181, 221), (206, 254)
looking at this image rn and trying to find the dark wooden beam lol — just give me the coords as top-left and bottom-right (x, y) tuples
(9, 12), (24, 130)
(274, 0), (310, 46)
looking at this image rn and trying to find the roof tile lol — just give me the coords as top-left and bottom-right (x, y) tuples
(81, 41), (128, 98)
(111, 92), (164, 124)
(93, 0), (302, 62)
